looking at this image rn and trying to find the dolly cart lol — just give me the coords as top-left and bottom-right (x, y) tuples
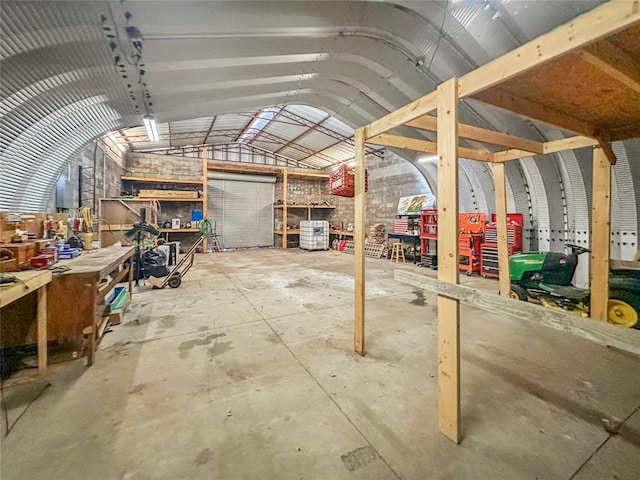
(147, 235), (207, 289)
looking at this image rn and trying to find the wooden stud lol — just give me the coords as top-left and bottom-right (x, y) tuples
(364, 91), (438, 140)
(368, 133), (493, 163)
(394, 270), (640, 356)
(590, 146), (611, 322)
(282, 169), (288, 249)
(37, 286), (47, 377)
(354, 127), (366, 356)
(436, 78), (461, 444)
(202, 146), (208, 253)
(493, 163), (511, 297)
(493, 136), (599, 162)
(458, 1), (640, 98)
(406, 115), (544, 154)
(128, 261), (133, 300)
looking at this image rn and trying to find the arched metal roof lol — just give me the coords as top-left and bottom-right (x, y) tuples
(1, 0), (637, 258)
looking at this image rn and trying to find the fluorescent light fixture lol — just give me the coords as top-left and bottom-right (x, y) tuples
(418, 154), (438, 163)
(143, 116), (159, 142)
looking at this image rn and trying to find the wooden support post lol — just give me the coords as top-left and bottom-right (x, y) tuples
(590, 146), (611, 321)
(494, 163), (511, 296)
(354, 128), (366, 356)
(282, 169), (288, 249)
(202, 146), (208, 253)
(37, 286), (47, 377)
(437, 78), (461, 443)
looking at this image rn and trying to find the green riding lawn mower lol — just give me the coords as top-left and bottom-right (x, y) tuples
(509, 244), (640, 329)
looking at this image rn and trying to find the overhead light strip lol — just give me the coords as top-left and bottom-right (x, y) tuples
(143, 116), (159, 142)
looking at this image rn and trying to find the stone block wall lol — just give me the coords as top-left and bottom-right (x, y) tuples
(365, 151), (431, 233)
(125, 152), (202, 180)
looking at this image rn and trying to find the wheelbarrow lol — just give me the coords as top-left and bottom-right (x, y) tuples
(147, 235), (207, 289)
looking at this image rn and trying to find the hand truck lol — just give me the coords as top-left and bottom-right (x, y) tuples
(147, 235), (207, 289)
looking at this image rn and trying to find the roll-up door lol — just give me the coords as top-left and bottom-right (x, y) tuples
(207, 172), (275, 248)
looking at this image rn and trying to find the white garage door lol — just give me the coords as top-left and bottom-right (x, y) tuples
(207, 172), (275, 248)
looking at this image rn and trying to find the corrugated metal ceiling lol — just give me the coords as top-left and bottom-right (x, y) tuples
(2, 0), (628, 243)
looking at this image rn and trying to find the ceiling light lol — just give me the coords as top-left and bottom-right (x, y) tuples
(143, 116), (159, 142)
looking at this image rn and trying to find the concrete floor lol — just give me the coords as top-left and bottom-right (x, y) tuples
(1, 249), (639, 480)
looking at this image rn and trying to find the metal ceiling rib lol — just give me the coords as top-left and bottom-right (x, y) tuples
(117, 104), (363, 167)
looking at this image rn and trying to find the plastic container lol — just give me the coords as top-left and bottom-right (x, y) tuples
(191, 209), (203, 222)
(299, 221), (329, 251)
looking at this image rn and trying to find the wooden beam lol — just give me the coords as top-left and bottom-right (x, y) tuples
(581, 42), (640, 95)
(610, 122), (640, 142)
(354, 128), (366, 356)
(282, 169), (288, 249)
(286, 171), (329, 180)
(543, 136), (600, 154)
(202, 147), (208, 253)
(364, 91), (437, 140)
(437, 78), (461, 444)
(472, 89), (596, 138)
(494, 163), (510, 297)
(493, 136), (599, 162)
(207, 160), (282, 175)
(458, 0), (640, 98)
(590, 146), (611, 322)
(394, 270), (640, 356)
(406, 115), (544, 154)
(594, 131), (617, 165)
(368, 133), (493, 163)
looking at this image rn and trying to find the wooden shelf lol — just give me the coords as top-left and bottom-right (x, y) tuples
(106, 197), (203, 202)
(330, 230), (354, 236)
(159, 228), (200, 233)
(121, 176), (203, 185)
(274, 229), (300, 235)
(286, 172), (330, 180)
(96, 266), (130, 304)
(274, 204), (335, 209)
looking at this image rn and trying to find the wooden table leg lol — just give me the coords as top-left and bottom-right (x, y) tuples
(128, 259), (133, 300)
(36, 286), (47, 377)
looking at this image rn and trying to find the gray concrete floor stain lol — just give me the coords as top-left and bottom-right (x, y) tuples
(1, 249), (639, 480)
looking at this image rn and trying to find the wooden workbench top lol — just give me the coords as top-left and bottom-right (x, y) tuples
(0, 270), (52, 308)
(57, 245), (135, 278)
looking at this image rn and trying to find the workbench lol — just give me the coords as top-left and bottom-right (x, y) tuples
(0, 270), (52, 377)
(47, 245), (134, 361)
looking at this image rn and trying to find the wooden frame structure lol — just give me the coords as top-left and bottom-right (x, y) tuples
(354, 1), (640, 443)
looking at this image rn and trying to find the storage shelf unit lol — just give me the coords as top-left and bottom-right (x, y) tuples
(274, 168), (337, 249)
(100, 170), (207, 249)
(419, 209), (438, 264)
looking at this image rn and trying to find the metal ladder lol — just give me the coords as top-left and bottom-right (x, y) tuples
(210, 233), (224, 252)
